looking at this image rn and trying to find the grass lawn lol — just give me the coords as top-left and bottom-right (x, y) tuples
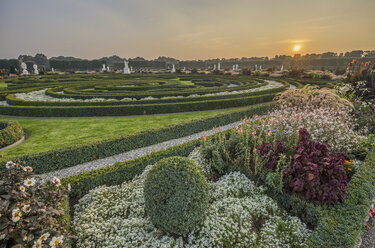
(0, 106), (250, 159)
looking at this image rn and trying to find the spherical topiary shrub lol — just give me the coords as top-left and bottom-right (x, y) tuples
(144, 156), (209, 235)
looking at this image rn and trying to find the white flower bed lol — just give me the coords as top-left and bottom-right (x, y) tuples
(15, 90), (121, 102)
(14, 80), (283, 103)
(73, 163), (310, 248)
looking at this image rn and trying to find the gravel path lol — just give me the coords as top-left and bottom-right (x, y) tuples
(360, 216), (375, 248)
(40, 120), (242, 181)
(0, 136), (25, 151)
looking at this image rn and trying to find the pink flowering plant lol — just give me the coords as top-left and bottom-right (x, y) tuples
(269, 85), (363, 153)
(0, 161), (70, 248)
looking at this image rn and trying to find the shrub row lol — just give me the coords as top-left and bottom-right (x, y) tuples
(62, 139), (199, 198)
(0, 102), (276, 174)
(0, 93), (277, 117)
(45, 80), (265, 100)
(6, 83), (288, 107)
(0, 120), (23, 148)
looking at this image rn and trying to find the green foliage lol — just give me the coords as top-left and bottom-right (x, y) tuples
(0, 120), (23, 148)
(263, 153), (288, 193)
(0, 161), (69, 247)
(0, 102), (275, 174)
(306, 148), (375, 247)
(201, 117), (297, 180)
(144, 156), (209, 235)
(9, 66), (16, 74)
(60, 128), (375, 246)
(5, 84), (286, 107)
(62, 139), (199, 198)
(0, 93), (276, 117)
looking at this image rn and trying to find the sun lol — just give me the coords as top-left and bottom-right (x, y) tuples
(293, 45), (301, 52)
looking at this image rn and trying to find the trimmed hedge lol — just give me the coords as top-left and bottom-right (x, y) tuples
(0, 102), (276, 174)
(0, 120), (23, 148)
(0, 93), (277, 117)
(5, 83), (288, 107)
(62, 139), (200, 198)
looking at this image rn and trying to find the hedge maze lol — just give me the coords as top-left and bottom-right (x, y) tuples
(0, 74), (313, 117)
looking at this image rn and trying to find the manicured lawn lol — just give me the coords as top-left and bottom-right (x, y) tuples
(0, 106), (248, 158)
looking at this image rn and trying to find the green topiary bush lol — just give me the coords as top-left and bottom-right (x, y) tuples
(144, 156), (209, 235)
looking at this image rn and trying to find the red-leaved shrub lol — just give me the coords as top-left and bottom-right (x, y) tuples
(257, 141), (285, 170)
(283, 128), (349, 205)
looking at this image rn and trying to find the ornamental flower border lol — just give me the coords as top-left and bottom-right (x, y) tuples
(59, 131), (375, 248)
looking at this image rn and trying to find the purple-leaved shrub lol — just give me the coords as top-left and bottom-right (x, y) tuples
(283, 129), (349, 205)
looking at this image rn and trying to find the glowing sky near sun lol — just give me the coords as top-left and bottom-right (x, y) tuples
(0, 0), (374, 60)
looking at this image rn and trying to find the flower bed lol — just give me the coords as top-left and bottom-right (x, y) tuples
(74, 167), (310, 247)
(64, 85), (375, 247)
(0, 161), (70, 248)
(65, 139), (375, 248)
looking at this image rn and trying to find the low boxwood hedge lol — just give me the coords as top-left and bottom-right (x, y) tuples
(62, 139), (200, 198)
(5, 83), (288, 107)
(0, 102), (276, 174)
(0, 120), (23, 148)
(0, 93), (277, 117)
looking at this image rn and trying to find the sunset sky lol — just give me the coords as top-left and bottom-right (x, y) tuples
(1, 0), (374, 60)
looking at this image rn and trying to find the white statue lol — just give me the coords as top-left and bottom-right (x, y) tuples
(102, 64), (106, 72)
(255, 64), (258, 71)
(107, 66), (110, 72)
(183, 67), (186, 71)
(130, 66), (133, 71)
(218, 62), (221, 70)
(123, 60), (130, 74)
(51, 67), (55, 73)
(171, 64), (176, 73)
(213, 64), (216, 70)
(236, 64), (239, 70)
(281, 65), (284, 71)
(233, 65), (235, 71)
(21, 62), (29, 75)
(259, 65), (262, 70)
(33, 64), (39, 75)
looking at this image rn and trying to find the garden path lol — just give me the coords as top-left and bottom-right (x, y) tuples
(40, 120), (242, 181)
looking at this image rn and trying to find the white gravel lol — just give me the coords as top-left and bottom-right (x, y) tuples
(40, 120), (242, 181)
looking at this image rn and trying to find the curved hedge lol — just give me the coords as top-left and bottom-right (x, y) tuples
(0, 93), (277, 117)
(5, 83), (288, 107)
(0, 102), (276, 173)
(0, 120), (23, 148)
(0, 74), (334, 117)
